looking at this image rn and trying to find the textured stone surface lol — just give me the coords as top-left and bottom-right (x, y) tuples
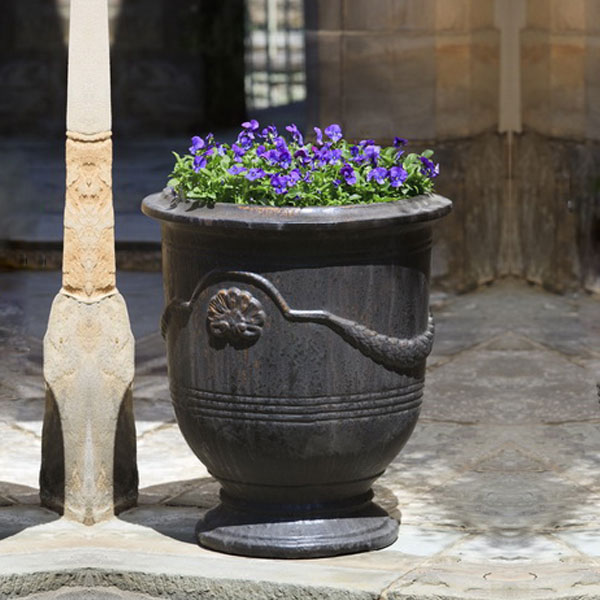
(41, 292), (137, 523)
(63, 132), (116, 298)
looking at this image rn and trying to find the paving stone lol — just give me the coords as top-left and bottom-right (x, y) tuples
(422, 343), (598, 425)
(20, 585), (158, 599)
(136, 425), (210, 490)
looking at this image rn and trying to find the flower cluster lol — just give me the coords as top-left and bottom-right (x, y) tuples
(167, 121), (439, 207)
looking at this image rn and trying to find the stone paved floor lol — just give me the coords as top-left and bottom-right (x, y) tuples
(0, 272), (598, 599)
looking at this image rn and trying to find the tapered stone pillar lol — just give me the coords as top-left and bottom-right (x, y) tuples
(40, 0), (138, 524)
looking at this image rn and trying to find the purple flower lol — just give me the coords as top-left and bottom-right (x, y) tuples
(237, 131), (254, 150)
(205, 133), (215, 146)
(294, 148), (312, 166)
(261, 125), (278, 139)
(228, 165), (247, 175)
(232, 143), (246, 162)
(366, 167), (388, 184)
(333, 179), (342, 187)
(242, 119), (259, 131)
(389, 166), (408, 187)
(256, 144), (267, 158)
(288, 169), (302, 185)
(246, 168), (266, 181)
(193, 154), (207, 172)
(314, 127), (323, 145)
(364, 144), (381, 164)
(349, 145), (367, 165)
(265, 148), (281, 164)
(420, 156), (440, 178)
(278, 149), (293, 168)
(359, 139), (375, 147)
(189, 136), (205, 154)
(340, 163), (357, 185)
(270, 174), (288, 194)
(324, 124), (343, 143)
(314, 144), (342, 167)
(285, 124), (304, 145)
(393, 137), (408, 148)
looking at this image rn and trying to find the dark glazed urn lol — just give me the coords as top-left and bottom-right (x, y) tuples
(142, 191), (452, 558)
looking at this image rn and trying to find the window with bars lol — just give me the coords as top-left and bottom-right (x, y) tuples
(245, 0), (306, 110)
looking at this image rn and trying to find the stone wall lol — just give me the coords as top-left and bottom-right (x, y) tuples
(306, 0), (600, 293)
(517, 0), (600, 292)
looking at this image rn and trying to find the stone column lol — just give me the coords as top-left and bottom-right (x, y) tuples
(40, 0), (138, 524)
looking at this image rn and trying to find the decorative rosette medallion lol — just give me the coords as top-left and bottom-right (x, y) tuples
(207, 287), (266, 346)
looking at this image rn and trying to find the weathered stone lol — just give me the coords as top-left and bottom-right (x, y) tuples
(344, 0), (435, 32)
(67, 0), (111, 134)
(550, 0), (587, 32)
(63, 132), (116, 299)
(304, 32), (342, 133)
(41, 292), (137, 523)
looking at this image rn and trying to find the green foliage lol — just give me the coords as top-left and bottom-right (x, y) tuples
(167, 127), (439, 208)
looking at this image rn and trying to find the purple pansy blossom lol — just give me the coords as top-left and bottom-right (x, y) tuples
(325, 124), (343, 143)
(189, 136), (205, 154)
(242, 119), (259, 131)
(393, 137), (408, 148)
(246, 168), (266, 181)
(261, 125), (278, 139)
(228, 165), (247, 175)
(265, 149), (280, 164)
(419, 156), (440, 178)
(237, 131), (254, 150)
(193, 154), (207, 172)
(288, 169), (302, 185)
(364, 144), (381, 164)
(314, 144), (342, 167)
(389, 166), (408, 188)
(349, 145), (367, 165)
(285, 124), (304, 145)
(359, 139), (375, 147)
(232, 143), (246, 162)
(270, 174), (288, 194)
(314, 127), (323, 145)
(340, 163), (357, 185)
(366, 167), (388, 184)
(294, 148), (312, 166)
(278, 149), (293, 168)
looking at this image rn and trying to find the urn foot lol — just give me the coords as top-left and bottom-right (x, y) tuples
(196, 491), (399, 558)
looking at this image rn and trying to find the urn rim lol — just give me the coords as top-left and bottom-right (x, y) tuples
(141, 191), (452, 233)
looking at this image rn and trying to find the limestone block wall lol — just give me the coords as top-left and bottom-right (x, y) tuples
(518, 0), (600, 291)
(306, 0), (599, 292)
(305, 0), (503, 292)
(305, 0), (499, 143)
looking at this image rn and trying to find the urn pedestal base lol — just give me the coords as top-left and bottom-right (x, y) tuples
(196, 491), (399, 559)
